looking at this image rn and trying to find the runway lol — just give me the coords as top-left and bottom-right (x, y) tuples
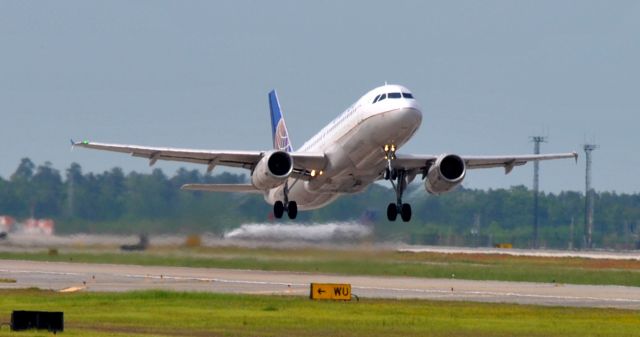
(1, 260), (639, 309)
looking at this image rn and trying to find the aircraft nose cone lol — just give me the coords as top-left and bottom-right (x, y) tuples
(388, 107), (422, 133)
(401, 107), (422, 126)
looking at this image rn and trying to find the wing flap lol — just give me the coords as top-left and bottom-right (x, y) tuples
(74, 141), (262, 168)
(393, 152), (577, 176)
(393, 154), (438, 170)
(464, 152), (578, 174)
(181, 184), (263, 193)
(72, 140), (327, 175)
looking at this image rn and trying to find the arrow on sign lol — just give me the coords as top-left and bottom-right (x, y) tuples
(310, 283), (351, 300)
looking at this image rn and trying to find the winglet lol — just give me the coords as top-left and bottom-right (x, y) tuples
(573, 151), (579, 164)
(268, 90), (293, 152)
(71, 139), (91, 149)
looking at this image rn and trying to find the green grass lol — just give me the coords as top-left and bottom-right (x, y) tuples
(0, 289), (638, 337)
(2, 246), (640, 287)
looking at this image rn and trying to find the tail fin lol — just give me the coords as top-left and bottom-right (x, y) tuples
(268, 90), (293, 152)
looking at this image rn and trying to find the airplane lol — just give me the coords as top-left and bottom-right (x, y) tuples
(73, 84), (577, 222)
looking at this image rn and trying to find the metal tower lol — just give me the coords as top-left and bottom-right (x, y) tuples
(583, 143), (598, 249)
(530, 136), (547, 249)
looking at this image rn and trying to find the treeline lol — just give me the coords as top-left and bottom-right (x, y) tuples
(1, 158), (639, 249)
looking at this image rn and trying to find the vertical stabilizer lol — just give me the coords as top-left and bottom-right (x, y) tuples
(268, 90), (293, 152)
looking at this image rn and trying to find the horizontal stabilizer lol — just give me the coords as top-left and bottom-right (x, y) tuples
(181, 183), (263, 193)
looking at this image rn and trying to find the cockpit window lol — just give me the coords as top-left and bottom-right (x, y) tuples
(378, 93), (387, 102)
(388, 92), (402, 99)
(372, 94), (381, 104)
(402, 92), (414, 99)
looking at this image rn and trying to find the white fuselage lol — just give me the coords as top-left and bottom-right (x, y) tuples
(266, 84), (423, 210)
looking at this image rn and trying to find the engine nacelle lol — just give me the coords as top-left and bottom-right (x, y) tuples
(251, 151), (293, 190)
(425, 154), (466, 194)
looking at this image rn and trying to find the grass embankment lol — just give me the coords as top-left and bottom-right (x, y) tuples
(2, 246), (640, 286)
(0, 289), (638, 337)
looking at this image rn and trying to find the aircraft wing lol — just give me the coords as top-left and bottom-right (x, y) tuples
(394, 152), (578, 175)
(71, 140), (326, 176)
(461, 153), (578, 173)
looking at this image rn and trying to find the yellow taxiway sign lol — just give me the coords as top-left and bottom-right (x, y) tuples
(310, 283), (351, 300)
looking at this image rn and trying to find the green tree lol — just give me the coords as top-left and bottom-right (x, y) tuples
(9, 158), (36, 217)
(30, 162), (64, 218)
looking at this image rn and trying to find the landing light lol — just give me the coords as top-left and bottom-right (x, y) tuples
(310, 169), (317, 177)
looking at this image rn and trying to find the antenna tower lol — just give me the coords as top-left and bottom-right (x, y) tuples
(530, 136), (547, 249)
(583, 143), (598, 249)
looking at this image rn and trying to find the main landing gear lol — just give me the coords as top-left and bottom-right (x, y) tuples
(383, 144), (412, 222)
(273, 183), (298, 220)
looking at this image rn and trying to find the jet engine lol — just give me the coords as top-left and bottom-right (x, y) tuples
(425, 154), (466, 194)
(251, 151), (293, 189)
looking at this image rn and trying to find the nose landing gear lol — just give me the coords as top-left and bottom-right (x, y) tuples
(383, 144), (412, 222)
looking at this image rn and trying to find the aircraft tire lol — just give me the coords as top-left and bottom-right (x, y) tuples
(387, 203), (398, 221)
(274, 201), (284, 219)
(400, 203), (412, 222)
(288, 201), (298, 220)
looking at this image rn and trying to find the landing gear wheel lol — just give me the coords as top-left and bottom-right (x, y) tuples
(287, 201), (298, 220)
(400, 203), (412, 222)
(274, 201), (284, 219)
(387, 203), (398, 221)
(383, 168), (398, 181)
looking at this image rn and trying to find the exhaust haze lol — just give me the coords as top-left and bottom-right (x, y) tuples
(224, 222), (372, 242)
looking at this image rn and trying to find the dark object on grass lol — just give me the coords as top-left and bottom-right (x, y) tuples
(11, 310), (63, 333)
(121, 234), (149, 251)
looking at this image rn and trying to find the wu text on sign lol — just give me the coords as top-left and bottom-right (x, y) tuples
(310, 283), (351, 300)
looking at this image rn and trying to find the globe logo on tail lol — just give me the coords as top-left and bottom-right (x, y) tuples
(275, 119), (292, 152)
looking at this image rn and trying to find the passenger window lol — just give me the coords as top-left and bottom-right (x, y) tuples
(389, 92), (401, 99)
(402, 92), (414, 99)
(372, 94), (381, 103)
(378, 93), (387, 102)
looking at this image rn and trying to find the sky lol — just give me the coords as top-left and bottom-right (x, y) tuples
(1, 1), (639, 193)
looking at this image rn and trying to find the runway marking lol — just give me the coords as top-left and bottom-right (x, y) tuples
(59, 286), (86, 293)
(0, 269), (83, 276)
(245, 289), (306, 295)
(123, 273), (307, 287)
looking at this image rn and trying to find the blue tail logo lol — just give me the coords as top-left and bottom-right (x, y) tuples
(268, 90), (293, 152)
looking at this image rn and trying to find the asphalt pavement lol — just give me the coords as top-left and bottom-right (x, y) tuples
(2, 259), (639, 309)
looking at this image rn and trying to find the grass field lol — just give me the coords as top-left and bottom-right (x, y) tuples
(0, 289), (638, 337)
(2, 245), (640, 287)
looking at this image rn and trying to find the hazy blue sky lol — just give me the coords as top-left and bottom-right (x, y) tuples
(1, 1), (638, 193)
